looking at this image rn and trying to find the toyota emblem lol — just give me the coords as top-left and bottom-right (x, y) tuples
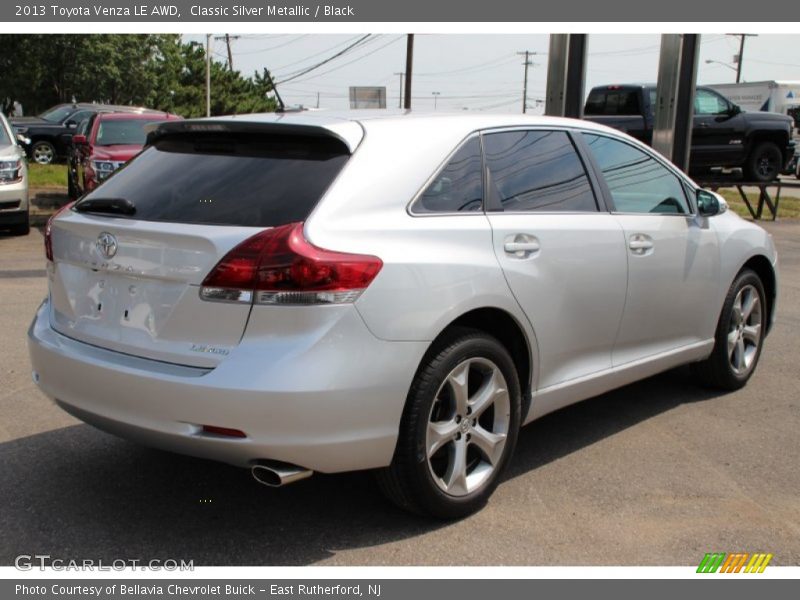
(96, 232), (118, 259)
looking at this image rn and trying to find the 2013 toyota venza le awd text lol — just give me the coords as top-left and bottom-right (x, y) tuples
(28, 113), (778, 517)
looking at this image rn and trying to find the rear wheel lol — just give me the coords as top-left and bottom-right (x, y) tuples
(692, 269), (766, 390)
(744, 141), (781, 182)
(377, 328), (521, 518)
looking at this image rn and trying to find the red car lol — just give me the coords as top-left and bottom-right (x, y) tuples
(68, 111), (182, 200)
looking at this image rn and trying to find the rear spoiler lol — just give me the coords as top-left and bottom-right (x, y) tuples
(144, 119), (363, 153)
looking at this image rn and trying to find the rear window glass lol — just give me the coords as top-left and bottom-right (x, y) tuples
(584, 90), (640, 116)
(413, 136), (483, 213)
(75, 133), (349, 227)
(96, 119), (161, 146)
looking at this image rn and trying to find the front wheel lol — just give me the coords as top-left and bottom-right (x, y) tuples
(744, 141), (782, 183)
(377, 328), (521, 518)
(692, 269), (766, 390)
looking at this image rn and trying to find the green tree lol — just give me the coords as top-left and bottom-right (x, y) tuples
(0, 34), (277, 117)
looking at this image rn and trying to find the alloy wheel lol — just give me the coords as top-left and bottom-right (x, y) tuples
(728, 284), (762, 376)
(426, 357), (511, 497)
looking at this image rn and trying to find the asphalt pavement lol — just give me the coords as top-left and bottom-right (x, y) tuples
(0, 223), (798, 566)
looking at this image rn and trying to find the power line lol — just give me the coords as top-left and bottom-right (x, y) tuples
(282, 35), (404, 85)
(233, 34), (309, 55)
(275, 34), (373, 83)
(271, 35), (366, 72)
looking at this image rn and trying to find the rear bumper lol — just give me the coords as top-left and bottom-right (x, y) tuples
(28, 299), (427, 472)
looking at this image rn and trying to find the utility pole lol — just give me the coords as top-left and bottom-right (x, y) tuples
(316, 92), (320, 109)
(432, 91), (440, 111)
(728, 33), (757, 83)
(404, 34), (414, 110)
(517, 51), (536, 114)
(206, 34), (211, 117)
(214, 34), (240, 71)
(394, 72), (404, 108)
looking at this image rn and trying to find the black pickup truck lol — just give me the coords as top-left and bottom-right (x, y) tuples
(584, 84), (795, 182)
(10, 103), (163, 165)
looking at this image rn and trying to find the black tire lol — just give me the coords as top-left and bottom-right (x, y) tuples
(31, 140), (56, 165)
(376, 327), (521, 518)
(744, 141), (782, 183)
(691, 269), (766, 390)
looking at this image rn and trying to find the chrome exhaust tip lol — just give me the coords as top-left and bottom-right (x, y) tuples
(251, 461), (313, 487)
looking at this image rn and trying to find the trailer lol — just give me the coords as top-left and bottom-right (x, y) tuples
(708, 81), (800, 130)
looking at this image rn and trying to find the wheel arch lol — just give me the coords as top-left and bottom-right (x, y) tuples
(424, 307), (534, 418)
(740, 254), (777, 335)
(745, 130), (790, 161)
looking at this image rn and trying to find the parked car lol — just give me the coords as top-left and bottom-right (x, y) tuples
(0, 111), (29, 235)
(11, 103), (167, 165)
(584, 84), (796, 182)
(28, 113), (778, 518)
(67, 111), (182, 200)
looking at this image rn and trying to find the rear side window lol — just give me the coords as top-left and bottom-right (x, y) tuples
(75, 133), (349, 227)
(583, 133), (690, 214)
(584, 89), (641, 116)
(483, 130), (597, 212)
(413, 136), (483, 213)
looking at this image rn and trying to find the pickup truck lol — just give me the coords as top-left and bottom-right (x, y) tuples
(11, 103), (165, 165)
(583, 84), (796, 182)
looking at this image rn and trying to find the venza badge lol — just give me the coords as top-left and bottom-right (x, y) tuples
(96, 232), (118, 259)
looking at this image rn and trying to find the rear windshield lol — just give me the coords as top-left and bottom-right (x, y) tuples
(75, 133), (350, 227)
(96, 119), (162, 146)
(584, 89), (641, 116)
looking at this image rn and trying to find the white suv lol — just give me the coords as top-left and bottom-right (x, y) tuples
(28, 112), (777, 517)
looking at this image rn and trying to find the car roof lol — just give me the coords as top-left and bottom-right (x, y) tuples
(96, 111), (178, 121)
(163, 110), (627, 153)
(68, 103), (166, 113)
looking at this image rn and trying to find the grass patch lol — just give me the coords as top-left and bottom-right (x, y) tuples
(27, 163), (67, 189)
(716, 189), (800, 220)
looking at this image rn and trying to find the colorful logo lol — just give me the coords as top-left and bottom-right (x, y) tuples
(697, 553), (773, 573)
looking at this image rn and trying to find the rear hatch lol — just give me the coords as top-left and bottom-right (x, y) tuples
(48, 120), (358, 368)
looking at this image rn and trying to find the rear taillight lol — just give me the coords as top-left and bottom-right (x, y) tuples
(200, 222), (382, 306)
(44, 201), (75, 262)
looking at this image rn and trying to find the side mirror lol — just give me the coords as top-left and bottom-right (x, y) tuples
(728, 104), (741, 117)
(65, 120), (77, 129)
(72, 134), (87, 145)
(697, 189), (727, 217)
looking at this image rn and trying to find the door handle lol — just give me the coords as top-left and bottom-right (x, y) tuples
(628, 234), (654, 255)
(697, 122), (710, 128)
(504, 234), (540, 258)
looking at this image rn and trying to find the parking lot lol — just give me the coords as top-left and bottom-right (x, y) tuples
(0, 222), (798, 566)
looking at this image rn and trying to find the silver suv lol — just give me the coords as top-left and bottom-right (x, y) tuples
(28, 113), (778, 517)
(0, 111), (29, 235)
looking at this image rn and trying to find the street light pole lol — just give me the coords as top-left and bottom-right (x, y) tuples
(432, 91), (440, 111)
(205, 34), (211, 117)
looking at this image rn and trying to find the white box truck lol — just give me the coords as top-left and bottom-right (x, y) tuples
(709, 81), (800, 127)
